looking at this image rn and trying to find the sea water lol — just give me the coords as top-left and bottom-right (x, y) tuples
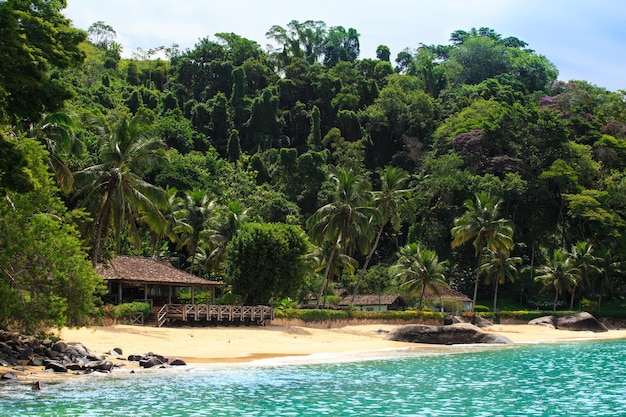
(1, 340), (625, 416)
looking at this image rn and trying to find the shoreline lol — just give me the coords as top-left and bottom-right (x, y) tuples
(3, 323), (626, 382)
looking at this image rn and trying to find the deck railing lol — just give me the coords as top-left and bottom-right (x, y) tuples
(156, 304), (274, 327)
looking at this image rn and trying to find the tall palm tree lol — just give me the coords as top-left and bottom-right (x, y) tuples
(392, 242), (449, 310)
(203, 201), (249, 277)
(28, 110), (84, 193)
(307, 167), (376, 307)
(306, 240), (358, 307)
(569, 241), (601, 310)
(172, 188), (219, 275)
(594, 249), (623, 311)
(535, 248), (579, 311)
(451, 192), (514, 314)
(480, 248), (522, 314)
(351, 166), (415, 302)
(74, 115), (168, 266)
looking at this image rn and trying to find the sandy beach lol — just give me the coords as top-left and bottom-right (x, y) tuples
(4, 322), (626, 381)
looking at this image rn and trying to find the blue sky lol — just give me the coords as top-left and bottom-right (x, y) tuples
(64, 0), (626, 91)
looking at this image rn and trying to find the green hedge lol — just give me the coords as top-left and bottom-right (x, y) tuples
(275, 309), (442, 322)
(111, 302), (151, 319)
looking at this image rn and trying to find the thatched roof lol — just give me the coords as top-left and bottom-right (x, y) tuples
(339, 294), (406, 307)
(96, 256), (223, 286)
(423, 285), (472, 302)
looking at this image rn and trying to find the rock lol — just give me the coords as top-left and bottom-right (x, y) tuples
(168, 358), (187, 366)
(556, 312), (609, 332)
(1, 372), (18, 380)
(109, 348), (123, 356)
(127, 354), (143, 362)
(86, 360), (114, 372)
(44, 361), (68, 373)
(387, 323), (512, 345)
(529, 315), (557, 328)
(32, 381), (43, 391)
(28, 356), (44, 367)
(529, 312), (608, 332)
(67, 342), (90, 357)
(51, 341), (68, 353)
(140, 356), (166, 369)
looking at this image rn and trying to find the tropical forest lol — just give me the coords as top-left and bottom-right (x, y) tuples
(2, 1), (626, 333)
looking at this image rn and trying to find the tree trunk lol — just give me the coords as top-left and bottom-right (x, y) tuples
(92, 190), (114, 268)
(493, 279), (499, 314)
(471, 253), (483, 314)
(569, 287), (575, 310)
(316, 235), (339, 308)
(553, 291), (559, 311)
(351, 223), (384, 303)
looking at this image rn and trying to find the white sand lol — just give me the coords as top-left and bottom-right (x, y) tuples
(4, 322), (626, 381)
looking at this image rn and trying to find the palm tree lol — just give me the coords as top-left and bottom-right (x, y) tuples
(392, 242), (449, 310)
(28, 110), (84, 193)
(594, 249), (623, 311)
(480, 248), (522, 314)
(307, 167), (376, 307)
(351, 166), (415, 303)
(451, 192), (514, 314)
(202, 200), (249, 277)
(74, 115), (168, 266)
(172, 188), (219, 275)
(569, 241), (601, 310)
(306, 240), (358, 307)
(534, 248), (579, 311)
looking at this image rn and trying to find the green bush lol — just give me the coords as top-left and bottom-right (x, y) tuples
(275, 308), (442, 322)
(474, 305), (490, 312)
(112, 302), (151, 319)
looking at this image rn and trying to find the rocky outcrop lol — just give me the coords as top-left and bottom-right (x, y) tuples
(529, 312), (609, 332)
(127, 352), (187, 369)
(386, 323), (513, 345)
(0, 330), (186, 381)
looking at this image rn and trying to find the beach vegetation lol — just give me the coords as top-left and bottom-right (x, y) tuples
(1, 5), (626, 332)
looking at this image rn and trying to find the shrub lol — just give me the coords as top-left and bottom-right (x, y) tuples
(112, 302), (151, 319)
(474, 305), (490, 312)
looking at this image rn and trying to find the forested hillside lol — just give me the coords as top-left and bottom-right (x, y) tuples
(1, 1), (625, 331)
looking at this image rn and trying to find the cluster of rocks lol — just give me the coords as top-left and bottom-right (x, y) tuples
(529, 311), (609, 332)
(0, 330), (187, 382)
(386, 323), (513, 345)
(128, 352), (187, 369)
(386, 312), (610, 346)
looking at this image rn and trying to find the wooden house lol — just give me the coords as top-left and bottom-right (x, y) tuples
(97, 256), (223, 307)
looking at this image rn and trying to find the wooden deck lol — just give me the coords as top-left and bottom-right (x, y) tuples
(156, 304), (274, 327)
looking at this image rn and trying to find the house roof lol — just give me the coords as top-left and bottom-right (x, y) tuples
(423, 285), (472, 302)
(339, 294), (406, 306)
(96, 256), (223, 286)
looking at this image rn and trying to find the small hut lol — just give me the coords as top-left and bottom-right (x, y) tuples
(97, 256), (223, 307)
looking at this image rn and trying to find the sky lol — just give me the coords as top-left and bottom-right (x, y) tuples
(63, 0), (626, 91)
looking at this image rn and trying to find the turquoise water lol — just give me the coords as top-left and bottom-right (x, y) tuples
(1, 340), (625, 416)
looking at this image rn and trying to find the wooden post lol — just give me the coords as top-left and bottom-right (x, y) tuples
(168, 285), (172, 304)
(118, 281), (123, 304)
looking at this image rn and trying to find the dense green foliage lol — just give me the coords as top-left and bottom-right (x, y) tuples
(1, 4), (625, 331)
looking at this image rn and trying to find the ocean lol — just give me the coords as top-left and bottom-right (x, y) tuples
(1, 339), (625, 416)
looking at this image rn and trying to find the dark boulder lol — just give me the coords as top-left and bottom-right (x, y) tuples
(1, 372), (18, 380)
(387, 324), (512, 345)
(168, 358), (187, 366)
(109, 348), (123, 356)
(44, 361), (68, 373)
(528, 315), (557, 328)
(556, 312), (609, 332)
(140, 356), (167, 369)
(51, 341), (68, 353)
(529, 312), (608, 332)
